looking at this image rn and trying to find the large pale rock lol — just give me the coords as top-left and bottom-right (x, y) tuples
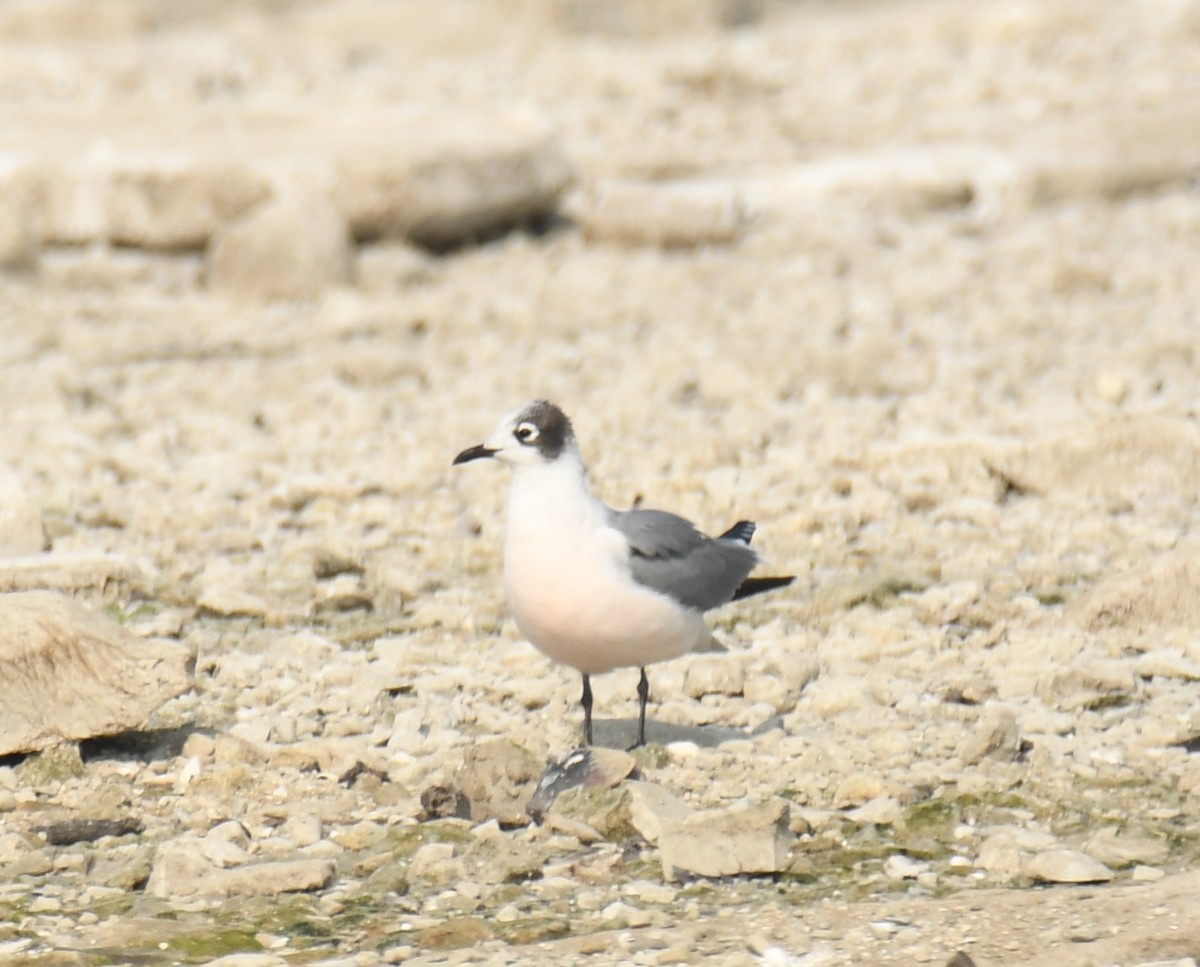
(1083, 828), (1169, 869)
(658, 798), (793, 880)
(206, 193), (352, 301)
(147, 837), (336, 899)
(0, 591), (194, 755)
(332, 112), (572, 248)
(1025, 849), (1113, 884)
(4, 106), (571, 255)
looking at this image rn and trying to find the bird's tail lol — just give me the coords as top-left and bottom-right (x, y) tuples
(719, 520), (757, 544)
(732, 575), (795, 601)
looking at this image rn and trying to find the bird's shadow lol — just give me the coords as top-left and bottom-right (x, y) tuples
(591, 716), (782, 750)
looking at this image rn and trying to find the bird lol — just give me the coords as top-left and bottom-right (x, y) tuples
(453, 399), (793, 748)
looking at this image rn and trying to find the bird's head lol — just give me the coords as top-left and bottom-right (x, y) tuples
(453, 399), (577, 468)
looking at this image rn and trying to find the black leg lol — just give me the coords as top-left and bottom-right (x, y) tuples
(581, 673), (594, 746)
(632, 666), (649, 749)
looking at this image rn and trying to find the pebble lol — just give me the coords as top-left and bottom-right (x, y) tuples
(884, 855), (929, 880)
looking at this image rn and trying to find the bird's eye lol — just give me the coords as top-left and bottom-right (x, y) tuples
(514, 422), (539, 444)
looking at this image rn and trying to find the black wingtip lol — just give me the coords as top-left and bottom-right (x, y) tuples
(719, 520), (757, 544)
(731, 575), (795, 601)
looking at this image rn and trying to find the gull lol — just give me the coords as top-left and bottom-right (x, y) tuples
(453, 399), (793, 748)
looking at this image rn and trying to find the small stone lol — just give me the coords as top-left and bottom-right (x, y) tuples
(280, 815), (322, 848)
(1137, 650), (1200, 682)
(1131, 865), (1166, 882)
(1025, 849), (1113, 884)
(456, 739), (540, 827)
(147, 838), (336, 899)
(181, 733), (215, 759)
(958, 706), (1021, 765)
(625, 880), (677, 904)
(883, 854), (929, 880)
(743, 674), (797, 713)
(1094, 371), (1130, 405)
(658, 798), (792, 880)
(976, 832), (1024, 878)
(683, 655), (745, 698)
(833, 773), (896, 808)
(330, 822), (386, 852)
(407, 843), (459, 885)
(846, 796), (902, 826)
(600, 900), (653, 928)
(627, 781), (694, 846)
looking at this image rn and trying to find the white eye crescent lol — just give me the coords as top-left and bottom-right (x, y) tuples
(514, 421), (540, 444)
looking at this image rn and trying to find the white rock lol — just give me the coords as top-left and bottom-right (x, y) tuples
(147, 838), (336, 899)
(845, 796), (902, 826)
(1130, 865), (1166, 883)
(883, 854), (929, 880)
(599, 900), (652, 928)
(976, 832), (1024, 877)
(281, 814), (323, 849)
(626, 781), (695, 846)
(1137, 649), (1200, 682)
(659, 798), (792, 880)
(683, 654), (745, 698)
(1025, 848), (1113, 884)
(407, 843), (457, 883)
(798, 675), (873, 717)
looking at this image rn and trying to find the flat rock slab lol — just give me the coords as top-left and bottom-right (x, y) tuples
(659, 798), (793, 880)
(1025, 849), (1114, 885)
(0, 106), (572, 252)
(0, 591), (194, 755)
(146, 839), (337, 899)
(0, 553), (151, 596)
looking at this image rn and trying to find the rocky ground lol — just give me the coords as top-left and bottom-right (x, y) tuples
(2, 0), (1200, 964)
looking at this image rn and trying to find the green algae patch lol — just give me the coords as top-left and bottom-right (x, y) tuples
(386, 821), (474, 860)
(167, 928), (262, 960)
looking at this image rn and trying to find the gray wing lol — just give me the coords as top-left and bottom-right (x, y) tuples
(608, 508), (758, 612)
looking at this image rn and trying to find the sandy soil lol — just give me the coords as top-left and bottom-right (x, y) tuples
(2, 1), (1200, 964)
